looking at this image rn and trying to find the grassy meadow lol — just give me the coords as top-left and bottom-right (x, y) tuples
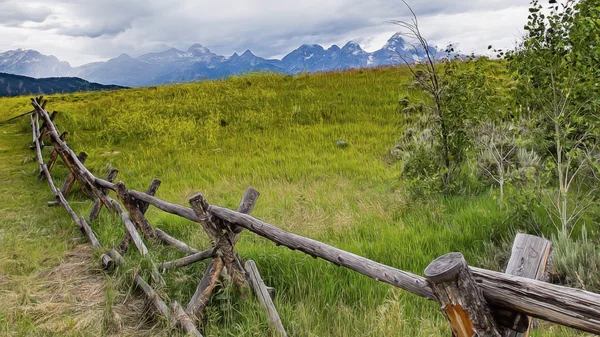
(0, 67), (590, 336)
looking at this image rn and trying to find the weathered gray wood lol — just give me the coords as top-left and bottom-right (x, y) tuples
(472, 266), (600, 335)
(232, 187), (260, 233)
(189, 193), (247, 289)
(25, 99), (600, 335)
(171, 301), (203, 337)
(186, 194), (228, 319)
(115, 181), (156, 238)
(80, 181), (600, 334)
(31, 113), (103, 252)
(110, 198), (164, 285)
(139, 178), (161, 214)
(186, 257), (224, 318)
(60, 152), (88, 196)
(89, 169), (118, 221)
(104, 183), (199, 220)
(210, 204), (435, 300)
(134, 274), (170, 318)
(31, 99), (112, 208)
(211, 204), (600, 334)
(500, 234), (553, 337)
(185, 190), (260, 319)
(425, 252), (500, 337)
(118, 179), (161, 252)
(245, 260), (287, 337)
(159, 248), (215, 272)
(32, 109), (57, 149)
(155, 228), (200, 255)
(111, 199), (149, 256)
(101, 249), (124, 271)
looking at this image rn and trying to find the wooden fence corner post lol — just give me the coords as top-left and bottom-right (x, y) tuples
(495, 233), (553, 337)
(424, 252), (500, 337)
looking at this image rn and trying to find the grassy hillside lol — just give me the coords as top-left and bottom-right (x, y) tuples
(0, 67), (587, 336)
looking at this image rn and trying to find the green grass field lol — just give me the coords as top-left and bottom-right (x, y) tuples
(0, 67), (589, 336)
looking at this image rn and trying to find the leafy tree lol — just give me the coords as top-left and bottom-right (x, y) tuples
(505, 0), (600, 234)
(390, 2), (506, 191)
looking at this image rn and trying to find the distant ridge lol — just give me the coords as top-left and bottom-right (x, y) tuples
(0, 72), (125, 97)
(0, 34), (443, 87)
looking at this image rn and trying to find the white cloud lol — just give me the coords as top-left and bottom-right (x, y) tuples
(0, 0), (530, 66)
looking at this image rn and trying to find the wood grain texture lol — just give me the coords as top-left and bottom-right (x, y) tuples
(211, 205), (600, 334)
(210, 204), (435, 300)
(189, 193), (247, 289)
(186, 257), (224, 318)
(500, 234), (553, 337)
(32, 99), (112, 209)
(30, 113), (103, 252)
(115, 181), (156, 239)
(425, 252), (500, 337)
(245, 260), (287, 337)
(119, 178), (162, 250)
(111, 199), (149, 256)
(155, 228), (200, 255)
(134, 274), (170, 318)
(171, 301), (203, 337)
(185, 189), (260, 319)
(158, 248), (215, 272)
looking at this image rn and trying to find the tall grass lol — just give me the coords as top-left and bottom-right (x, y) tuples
(0, 67), (589, 336)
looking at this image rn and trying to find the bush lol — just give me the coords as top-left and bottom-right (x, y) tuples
(550, 228), (600, 292)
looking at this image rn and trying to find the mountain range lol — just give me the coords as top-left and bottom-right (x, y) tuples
(0, 72), (123, 97)
(0, 34), (439, 87)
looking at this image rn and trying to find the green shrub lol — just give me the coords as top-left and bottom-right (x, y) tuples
(550, 228), (600, 292)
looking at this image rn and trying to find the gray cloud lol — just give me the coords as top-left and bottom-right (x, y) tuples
(0, 2), (53, 26)
(0, 0), (530, 66)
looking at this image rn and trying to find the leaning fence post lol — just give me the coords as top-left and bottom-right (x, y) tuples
(496, 234), (553, 337)
(245, 260), (287, 337)
(425, 252), (500, 337)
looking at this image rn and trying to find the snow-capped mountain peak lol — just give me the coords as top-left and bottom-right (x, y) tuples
(0, 33), (443, 86)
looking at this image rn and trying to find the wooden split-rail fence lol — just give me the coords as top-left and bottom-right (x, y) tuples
(20, 96), (600, 336)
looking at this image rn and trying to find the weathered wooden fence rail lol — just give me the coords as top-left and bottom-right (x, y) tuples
(19, 96), (600, 336)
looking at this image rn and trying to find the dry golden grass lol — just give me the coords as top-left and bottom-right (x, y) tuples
(0, 245), (167, 337)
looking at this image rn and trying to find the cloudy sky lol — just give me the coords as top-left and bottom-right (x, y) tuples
(0, 0), (530, 66)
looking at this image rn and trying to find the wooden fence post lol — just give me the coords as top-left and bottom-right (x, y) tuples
(117, 179), (161, 252)
(186, 189), (260, 319)
(245, 260), (287, 337)
(496, 234), (553, 337)
(31, 110), (57, 149)
(424, 252), (500, 337)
